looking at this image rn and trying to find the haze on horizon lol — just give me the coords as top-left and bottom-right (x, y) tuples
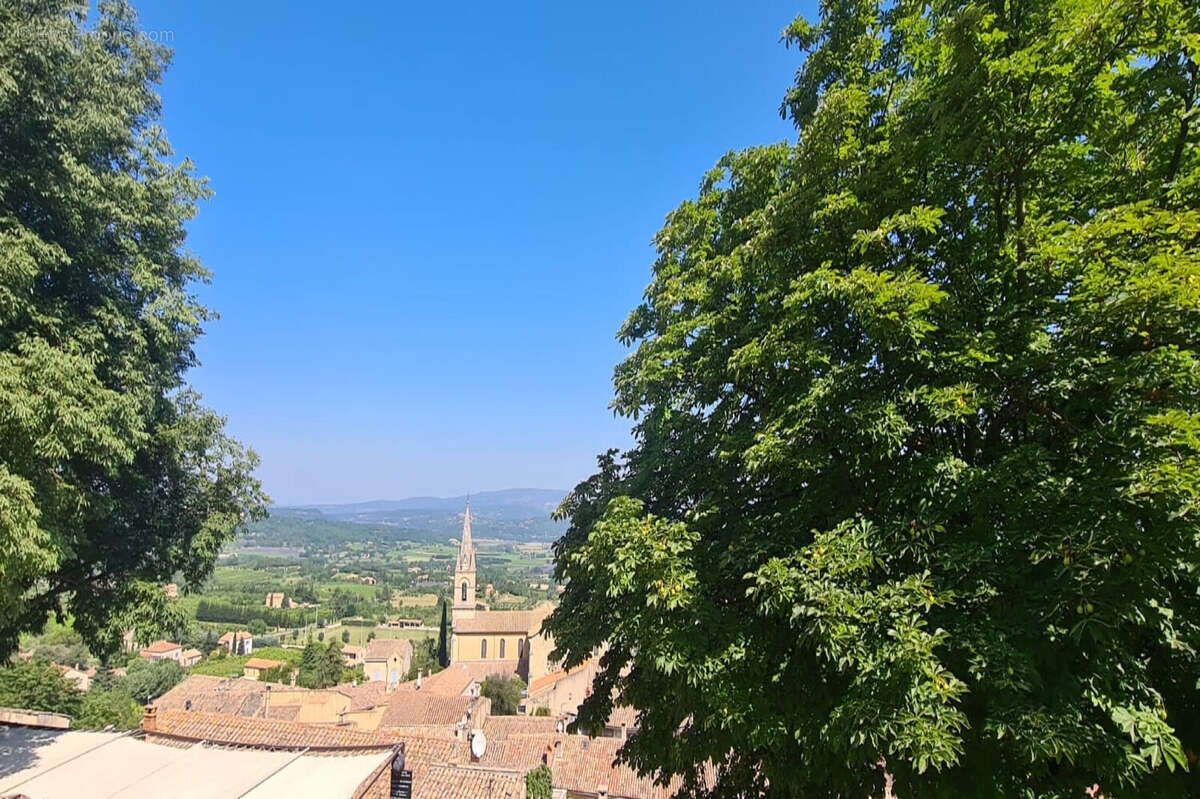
(136, 0), (808, 505)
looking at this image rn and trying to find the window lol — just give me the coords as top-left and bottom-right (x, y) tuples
(499, 638), (506, 658)
(461, 582), (467, 602)
(481, 639), (488, 658)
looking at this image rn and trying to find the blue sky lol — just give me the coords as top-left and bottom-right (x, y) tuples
(134, 0), (810, 504)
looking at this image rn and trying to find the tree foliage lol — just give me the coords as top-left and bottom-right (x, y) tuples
(481, 674), (525, 716)
(0, 660), (81, 717)
(75, 687), (141, 731)
(119, 658), (185, 704)
(525, 765), (553, 799)
(437, 600), (450, 668)
(549, 0), (1200, 796)
(0, 0), (267, 659)
(298, 640), (344, 689)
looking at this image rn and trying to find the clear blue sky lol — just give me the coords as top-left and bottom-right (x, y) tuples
(134, 0), (811, 505)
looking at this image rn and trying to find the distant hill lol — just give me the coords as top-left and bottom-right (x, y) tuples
(244, 489), (570, 548)
(289, 488), (566, 521)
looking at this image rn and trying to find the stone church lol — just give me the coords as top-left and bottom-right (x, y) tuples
(450, 500), (555, 682)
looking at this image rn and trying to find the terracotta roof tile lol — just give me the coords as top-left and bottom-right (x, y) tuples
(365, 638), (413, 660)
(244, 657), (284, 670)
(379, 692), (479, 727)
(482, 715), (562, 741)
(156, 675), (268, 716)
(140, 640), (182, 654)
(397, 661), (519, 697)
(606, 705), (640, 730)
(452, 606), (552, 635)
(335, 681), (388, 711)
(528, 658), (594, 695)
(148, 708), (404, 750)
(413, 764), (525, 799)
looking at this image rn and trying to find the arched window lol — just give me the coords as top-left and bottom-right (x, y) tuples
(499, 639), (506, 659)
(481, 639), (488, 658)
(461, 582), (467, 602)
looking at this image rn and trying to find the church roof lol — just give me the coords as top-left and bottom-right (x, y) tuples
(453, 605), (552, 635)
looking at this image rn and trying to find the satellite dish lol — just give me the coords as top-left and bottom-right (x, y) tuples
(470, 730), (487, 759)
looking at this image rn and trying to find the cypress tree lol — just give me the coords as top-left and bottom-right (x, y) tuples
(437, 600), (449, 667)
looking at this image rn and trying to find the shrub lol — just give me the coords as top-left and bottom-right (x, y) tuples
(525, 765), (552, 799)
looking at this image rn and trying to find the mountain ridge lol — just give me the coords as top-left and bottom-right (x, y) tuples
(276, 487), (568, 518)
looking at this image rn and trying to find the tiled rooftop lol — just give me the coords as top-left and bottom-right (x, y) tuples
(156, 675), (269, 716)
(452, 606), (552, 635)
(414, 764), (525, 799)
(365, 638), (413, 660)
(140, 640), (182, 654)
(397, 661), (520, 697)
(379, 692), (480, 727)
(335, 680), (388, 710)
(149, 708), (404, 750)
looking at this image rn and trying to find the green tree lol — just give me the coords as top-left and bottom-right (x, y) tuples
(120, 658), (185, 704)
(437, 601), (449, 668)
(0, 0), (268, 660)
(341, 629), (350, 644)
(297, 640), (342, 689)
(25, 626), (91, 668)
(0, 661), (81, 717)
(257, 663), (294, 685)
(480, 674), (524, 716)
(75, 688), (141, 730)
(549, 1), (1200, 796)
(247, 618), (268, 636)
(525, 765), (552, 799)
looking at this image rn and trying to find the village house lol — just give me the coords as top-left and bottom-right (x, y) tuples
(139, 674), (691, 798)
(54, 663), (96, 692)
(179, 648), (203, 668)
(138, 640), (183, 662)
(341, 644), (366, 666)
(243, 657), (284, 680)
(363, 638), (412, 685)
(381, 618), (422, 629)
(218, 630), (254, 655)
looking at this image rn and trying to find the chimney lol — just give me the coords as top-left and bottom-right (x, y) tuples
(290, 671), (297, 688)
(598, 785), (608, 799)
(142, 705), (158, 733)
(416, 670), (422, 690)
(553, 739), (562, 759)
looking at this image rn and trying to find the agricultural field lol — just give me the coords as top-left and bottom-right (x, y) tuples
(189, 646), (303, 678)
(339, 626), (436, 648)
(392, 593), (440, 608)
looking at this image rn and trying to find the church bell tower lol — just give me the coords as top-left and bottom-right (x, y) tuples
(452, 499), (477, 621)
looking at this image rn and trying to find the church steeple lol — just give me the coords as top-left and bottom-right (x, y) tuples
(452, 498), (477, 619)
(457, 497), (474, 572)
